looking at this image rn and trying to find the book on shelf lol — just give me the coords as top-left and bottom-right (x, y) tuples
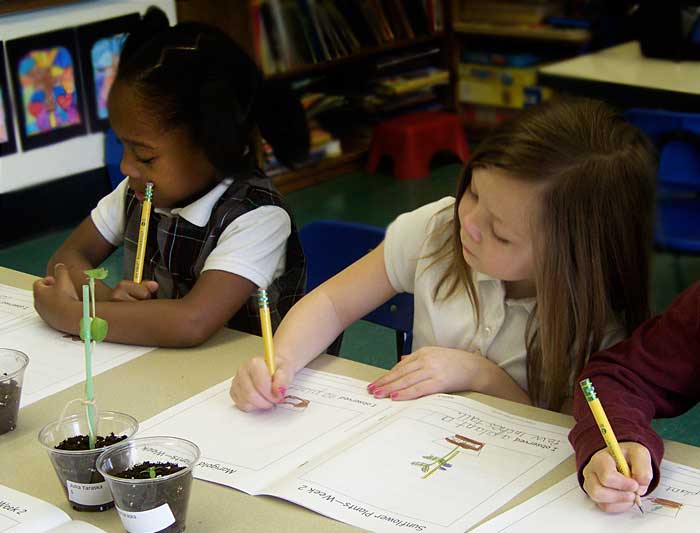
(251, 0), (440, 75)
(375, 66), (449, 96)
(0, 483), (105, 532)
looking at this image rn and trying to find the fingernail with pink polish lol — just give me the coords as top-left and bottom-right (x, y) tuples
(367, 384), (376, 393)
(278, 386), (286, 397)
(390, 392), (398, 400)
(373, 389), (383, 397)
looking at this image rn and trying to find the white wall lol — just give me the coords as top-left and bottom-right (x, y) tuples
(0, 0), (176, 194)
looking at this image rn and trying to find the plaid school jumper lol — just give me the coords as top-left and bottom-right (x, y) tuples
(122, 170), (306, 335)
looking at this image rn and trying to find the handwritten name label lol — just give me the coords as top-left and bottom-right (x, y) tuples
(67, 480), (112, 506)
(117, 503), (175, 533)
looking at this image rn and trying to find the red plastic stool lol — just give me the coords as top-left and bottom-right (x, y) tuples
(366, 111), (470, 180)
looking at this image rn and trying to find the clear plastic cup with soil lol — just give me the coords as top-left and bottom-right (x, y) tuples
(0, 349), (29, 435)
(97, 436), (200, 533)
(38, 410), (139, 512)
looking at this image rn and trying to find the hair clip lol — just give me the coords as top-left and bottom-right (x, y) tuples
(152, 33), (203, 69)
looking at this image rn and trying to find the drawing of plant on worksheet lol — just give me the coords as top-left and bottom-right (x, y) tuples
(411, 434), (484, 478)
(643, 497), (683, 517)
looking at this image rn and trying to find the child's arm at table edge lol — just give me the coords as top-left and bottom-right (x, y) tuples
(47, 217), (116, 301)
(569, 283), (700, 493)
(40, 268), (255, 347)
(273, 243), (398, 374)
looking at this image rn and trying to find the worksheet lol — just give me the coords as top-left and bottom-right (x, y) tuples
(472, 460), (700, 532)
(0, 284), (153, 406)
(139, 368), (573, 533)
(0, 483), (105, 532)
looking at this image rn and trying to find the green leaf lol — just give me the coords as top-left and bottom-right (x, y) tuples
(79, 317), (90, 341)
(90, 317), (108, 342)
(84, 268), (109, 280)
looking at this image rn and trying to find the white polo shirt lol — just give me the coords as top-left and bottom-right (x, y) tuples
(384, 197), (624, 394)
(91, 177), (290, 289)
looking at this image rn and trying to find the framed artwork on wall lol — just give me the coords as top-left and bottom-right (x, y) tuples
(0, 42), (18, 157)
(77, 13), (139, 132)
(6, 28), (86, 151)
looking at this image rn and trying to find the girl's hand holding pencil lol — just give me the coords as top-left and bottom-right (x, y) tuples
(582, 443), (653, 513)
(230, 289), (297, 412)
(229, 355), (296, 412)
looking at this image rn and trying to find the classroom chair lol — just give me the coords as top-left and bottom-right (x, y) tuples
(299, 220), (414, 360)
(105, 128), (126, 190)
(366, 111), (470, 180)
(626, 108), (700, 290)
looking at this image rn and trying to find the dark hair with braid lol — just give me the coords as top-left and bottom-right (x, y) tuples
(115, 7), (309, 175)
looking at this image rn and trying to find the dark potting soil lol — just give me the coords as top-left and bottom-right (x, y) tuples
(55, 432), (127, 450)
(0, 378), (21, 434)
(113, 461), (192, 533)
(114, 461), (186, 479)
(51, 433), (128, 512)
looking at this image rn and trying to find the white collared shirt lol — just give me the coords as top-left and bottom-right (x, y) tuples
(384, 197), (624, 394)
(91, 177), (290, 289)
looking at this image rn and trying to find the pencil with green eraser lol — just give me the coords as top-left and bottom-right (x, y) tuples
(133, 182), (154, 283)
(579, 378), (644, 513)
(257, 289), (275, 375)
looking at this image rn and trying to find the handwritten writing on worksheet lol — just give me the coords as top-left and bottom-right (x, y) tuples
(138, 368), (573, 533)
(0, 284), (153, 406)
(473, 460), (700, 532)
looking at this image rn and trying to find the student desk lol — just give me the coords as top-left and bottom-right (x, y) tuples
(1, 265), (699, 532)
(538, 41), (700, 112)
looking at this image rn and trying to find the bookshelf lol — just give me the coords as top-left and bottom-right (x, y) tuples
(175, 0), (454, 193)
(268, 32), (447, 82)
(448, 0), (592, 140)
(453, 21), (590, 45)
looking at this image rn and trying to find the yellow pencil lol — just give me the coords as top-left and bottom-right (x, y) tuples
(580, 378), (644, 513)
(133, 182), (154, 283)
(257, 289), (275, 375)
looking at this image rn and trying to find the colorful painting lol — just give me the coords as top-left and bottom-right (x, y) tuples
(18, 46), (81, 135)
(92, 34), (126, 120)
(0, 42), (17, 157)
(0, 92), (7, 143)
(77, 14), (139, 132)
(7, 29), (86, 151)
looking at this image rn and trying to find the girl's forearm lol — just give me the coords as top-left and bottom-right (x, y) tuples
(273, 288), (347, 374)
(475, 361), (532, 405)
(49, 297), (216, 347)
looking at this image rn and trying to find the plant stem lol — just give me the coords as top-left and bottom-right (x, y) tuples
(82, 285), (96, 449)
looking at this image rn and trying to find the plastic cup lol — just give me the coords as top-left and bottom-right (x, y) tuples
(0, 349), (29, 435)
(38, 410), (139, 512)
(97, 436), (200, 533)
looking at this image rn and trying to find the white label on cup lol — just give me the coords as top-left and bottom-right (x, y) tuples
(116, 503), (176, 533)
(66, 480), (113, 506)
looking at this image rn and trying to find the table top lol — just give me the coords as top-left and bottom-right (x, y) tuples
(1, 265), (698, 532)
(539, 41), (700, 96)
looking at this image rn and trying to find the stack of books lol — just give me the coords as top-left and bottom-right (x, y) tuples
(361, 66), (448, 118)
(251, 0), (445, 75)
